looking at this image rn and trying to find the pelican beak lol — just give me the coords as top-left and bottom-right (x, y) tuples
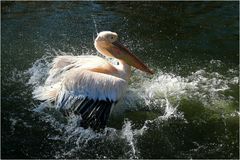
(112, 41), (154, 75)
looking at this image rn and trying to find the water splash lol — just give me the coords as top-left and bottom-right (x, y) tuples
(27, 50), (239, 158)
(121, 120), (139, 159)
(91, 15), (99, 36)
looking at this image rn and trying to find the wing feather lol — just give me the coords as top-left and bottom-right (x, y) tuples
(61, 69), (127, 101)
(34, 55), (128, 130)
(55, 69), (127, 130)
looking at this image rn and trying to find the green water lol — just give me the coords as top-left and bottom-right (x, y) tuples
(1, 1), (239, 159)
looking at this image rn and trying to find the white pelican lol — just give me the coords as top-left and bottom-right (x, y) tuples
(34, 31), (154, 130)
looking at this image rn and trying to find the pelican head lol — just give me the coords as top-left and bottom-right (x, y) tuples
(94, 31), (154, 74)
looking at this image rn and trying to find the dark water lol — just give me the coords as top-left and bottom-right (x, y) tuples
(1, 1), (239, 159)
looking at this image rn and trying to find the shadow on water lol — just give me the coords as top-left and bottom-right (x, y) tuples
(1, 1), (239, 159)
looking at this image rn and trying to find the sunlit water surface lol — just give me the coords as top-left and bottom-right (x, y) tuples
(1, 1), (239, 159)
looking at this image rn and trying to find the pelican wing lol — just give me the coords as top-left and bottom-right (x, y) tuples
(60, 68), (127, 101)
(56, 69), (127, 129)
(34, 55), (127, 130)
(45, 55), (118, 85)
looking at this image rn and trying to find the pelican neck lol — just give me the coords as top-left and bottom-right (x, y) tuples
(117, 59), (131, 80)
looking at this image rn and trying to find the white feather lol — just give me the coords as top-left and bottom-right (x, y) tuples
(34, 55), (128, 105)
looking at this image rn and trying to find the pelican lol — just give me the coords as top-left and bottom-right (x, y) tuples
(34, 31), (154, 130)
